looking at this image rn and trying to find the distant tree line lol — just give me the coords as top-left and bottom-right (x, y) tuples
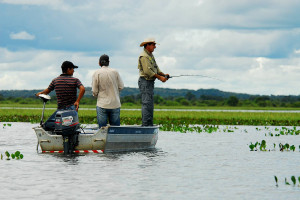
(0, 91), (299, 108)
(119, 92), (300, 108)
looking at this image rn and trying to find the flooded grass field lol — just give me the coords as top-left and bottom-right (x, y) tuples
(0, 123), (300, 200)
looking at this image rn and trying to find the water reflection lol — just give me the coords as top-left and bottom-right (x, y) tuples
(103, 148), (166, 160)
(53, 154), (82, 165)
(37, 153), (82, 165)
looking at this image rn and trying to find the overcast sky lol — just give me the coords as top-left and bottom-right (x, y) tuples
(0, 0), (299, 95)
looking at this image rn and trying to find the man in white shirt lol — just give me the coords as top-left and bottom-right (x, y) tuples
(92, 54), (124, 128)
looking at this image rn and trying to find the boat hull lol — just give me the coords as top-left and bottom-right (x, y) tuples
(33, 125), (159, 153)
(105, 126), (159, 153)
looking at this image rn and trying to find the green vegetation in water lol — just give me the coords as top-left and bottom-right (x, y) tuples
(159, 124), (220, 133)
(266, 127), (300, 136)
(274, 176), (278, 187)
(0, 108), (299, 134)
(278, 127), (300, 135)
(1, 108), (299, 133)
(253, 126), (300, 137)
(1, 151), (23, 160)
(0, 107), (299, 127)
(274, 176), (300, 187)
(249, 140), (299, 152)
(2, 123), (12, 128)
(248, 140), (267, 151)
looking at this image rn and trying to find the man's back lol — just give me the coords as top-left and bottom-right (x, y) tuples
(49, 74), (82, 109)
(92, 66), (124, 109)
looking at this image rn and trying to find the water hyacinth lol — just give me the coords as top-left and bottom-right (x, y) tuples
(249, 142), (300, 152)
(274, 176), (300, 187)
(2, 123), (12, 128)
(291, 176), (296, 185)
(274, 176), (278, 187)
(5, 151), (10, 160)
(260, 140), (267, 151)
(1, 151), (23, 161)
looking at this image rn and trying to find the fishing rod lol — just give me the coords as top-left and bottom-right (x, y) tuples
(165, 74), (223, 81)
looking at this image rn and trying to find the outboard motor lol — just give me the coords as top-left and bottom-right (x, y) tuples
(54, 110), (80, 154)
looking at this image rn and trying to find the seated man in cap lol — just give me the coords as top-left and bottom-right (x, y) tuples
(36, 61), (85, 131)
(92, 54), (124, 128)
(138, 38), (169, 126)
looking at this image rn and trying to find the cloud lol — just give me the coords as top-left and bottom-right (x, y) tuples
(1, 1), (300, 95)
(295, 49), (300, 54)
(10, 31), (35, 40)
(0, 47), (299, 95)
(0, 0), (93, 12)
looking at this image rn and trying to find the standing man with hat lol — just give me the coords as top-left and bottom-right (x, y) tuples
(138, 38), (169, 126)
(36, 61), (85, 131)
(92, 54), (124, 128)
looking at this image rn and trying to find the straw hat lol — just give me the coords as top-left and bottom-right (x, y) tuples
(139, 37), (158, 47)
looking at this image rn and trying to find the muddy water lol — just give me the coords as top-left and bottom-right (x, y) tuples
(0, 123), (299, 200)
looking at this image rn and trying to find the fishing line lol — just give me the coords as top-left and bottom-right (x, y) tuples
(167, 74), (223, 81)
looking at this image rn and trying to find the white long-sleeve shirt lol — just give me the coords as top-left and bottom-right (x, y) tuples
(92, 66), (124, 109)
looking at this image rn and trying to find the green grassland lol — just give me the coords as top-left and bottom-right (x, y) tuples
(0, 105), (299, 126)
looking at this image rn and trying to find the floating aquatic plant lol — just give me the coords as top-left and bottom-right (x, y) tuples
(260, 140), (267, 151)
(5, 151), (10, 160)
(290, 145), (296, 152)
(274, 176), (300, 187)
(249, 142), (259, 151)
(249, 143), (255, 151)
(285, 178), (290, 185)
(2, 123), (12, 128)
(1, 151), (23, 161)
(291, 176), (296, 186)
(11, 151), (23, 160)
(274, 176), (278, 187)
(249, 142), (299, 152)
(159, 124), (222, 134)
(261, 126), (299, 137)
